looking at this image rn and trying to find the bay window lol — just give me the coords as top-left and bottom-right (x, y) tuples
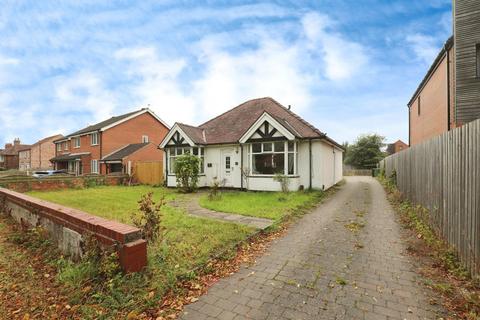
(250, 141), (296, 175)
(168, 146), (205, 174)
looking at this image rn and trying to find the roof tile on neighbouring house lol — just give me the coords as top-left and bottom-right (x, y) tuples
(101, 143), (149, 161)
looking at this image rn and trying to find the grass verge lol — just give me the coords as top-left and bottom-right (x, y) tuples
(378, 175), (480, 319)
(199, 190), (326, 221)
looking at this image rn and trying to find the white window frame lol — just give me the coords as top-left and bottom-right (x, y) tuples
(168, 146), (205, 175)
(56, 143), (61, 152)
(73, 137), (80, 148)
(142, 135), (149, 143)
(91, 133), (99, 146)
(64, 141), (68, 150)
(249, 141), (297, 176)
(91, 159), (99, 174)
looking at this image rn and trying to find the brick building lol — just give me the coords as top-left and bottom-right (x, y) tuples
(408, 0), (480, 146)
(0, 139), (32, 170)
(51, 108), (169, 175)
(30, 134), (64, 170)
(386, 140), (408, 155)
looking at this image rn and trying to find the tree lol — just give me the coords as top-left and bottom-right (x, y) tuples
(174, 153), (200, 192)
(344, 134), (386, 169)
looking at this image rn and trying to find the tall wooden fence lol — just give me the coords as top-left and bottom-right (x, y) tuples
(380, 119), (480, 277)
(133, 161), (163, 185)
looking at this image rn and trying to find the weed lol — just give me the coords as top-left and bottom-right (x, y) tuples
(344, 221), (365, 232)
(335, 277), (347, 285)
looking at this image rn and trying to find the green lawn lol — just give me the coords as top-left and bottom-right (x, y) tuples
(199, 190), (325, 220)
(26, 186), (254, 317)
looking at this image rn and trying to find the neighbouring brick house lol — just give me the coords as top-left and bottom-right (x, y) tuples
(30, 134), (64, 170)
(386, 140), (408, 155)
(18, 148), (31, 171)
(408, 0), (480, 146)
(51, 108), (169, 175)
(0, 139), (32, 170)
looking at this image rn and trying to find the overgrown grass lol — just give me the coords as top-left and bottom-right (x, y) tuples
(199, 190), (325, 221)
(26, 186), (254, 318)
(378, 175), (480, 319)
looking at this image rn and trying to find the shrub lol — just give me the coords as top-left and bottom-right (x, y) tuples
(208, 177), (224, 200)
(174, 153), (200, 193)
(131, 192), (165, 242)
(273, 173), (290, 193)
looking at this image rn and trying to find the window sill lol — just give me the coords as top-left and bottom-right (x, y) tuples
(168, 174), (206, 177)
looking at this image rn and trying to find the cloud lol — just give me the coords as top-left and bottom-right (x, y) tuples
(302, 12), (368, 81)
(112, 11), (369, 126)
(54, 71), (117, 122)
(115, 47), (197, 125)
(406, 33), (441, 65)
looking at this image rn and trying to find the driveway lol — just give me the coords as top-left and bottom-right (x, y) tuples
(181, 176), (447, 320)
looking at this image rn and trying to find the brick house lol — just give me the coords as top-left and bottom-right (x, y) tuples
(30, 134), (64, 170)
(0, 139), (32, 170)
(408, 0), (480, 146)
(18, 148), (31, 171)
(386, 140), (408, 155)
(51, 108), (169, 175)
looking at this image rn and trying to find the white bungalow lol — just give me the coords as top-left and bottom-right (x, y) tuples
(159, 97), (344, 191)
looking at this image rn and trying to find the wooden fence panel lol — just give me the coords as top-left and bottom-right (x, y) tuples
(380, 118), (480, 277)
(134, 161), (164, 185)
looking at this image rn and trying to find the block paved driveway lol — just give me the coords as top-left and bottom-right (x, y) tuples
(181, 177), (447, 320)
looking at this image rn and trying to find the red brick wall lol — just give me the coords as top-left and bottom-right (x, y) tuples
(0, 187), (146, 272)
(409, 47), (456, 146)
(0, 175), (127, 193)
(102, 112), (169, 156)
(31, 135), (62, 170)
(123, 143), (163, 164)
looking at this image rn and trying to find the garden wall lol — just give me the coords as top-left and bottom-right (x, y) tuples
(0, 187), (147, 272)
(0, 174), (128, 193)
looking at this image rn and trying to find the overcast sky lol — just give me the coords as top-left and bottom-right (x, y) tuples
(0, 0), (452, 146)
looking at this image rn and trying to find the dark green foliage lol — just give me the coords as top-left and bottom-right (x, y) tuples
(174, 153), (200, 193)
(344, 134), (386, 169)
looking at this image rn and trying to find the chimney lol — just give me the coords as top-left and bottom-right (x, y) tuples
(13, 138), (20, 146)
(5, 143), (12, 149)
(288, 105), (291, 110)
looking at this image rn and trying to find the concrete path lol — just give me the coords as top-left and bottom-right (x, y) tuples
(171, 194), (274, 230)
(180, 177), (447, 320)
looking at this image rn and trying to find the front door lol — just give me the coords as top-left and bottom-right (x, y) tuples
(222, 152), (233, 187)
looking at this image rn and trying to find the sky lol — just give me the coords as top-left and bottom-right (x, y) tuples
(0, 0), (453, 146)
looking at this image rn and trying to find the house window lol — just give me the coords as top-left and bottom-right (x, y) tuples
(56, 143), (61, 152)
(0, 155), (4, 162)
(64, 141), (68, 150)
(417, 96), (421, 116)
(91, 133), (99, 146)
(168, 147), (205, 174)
(476, 43), (480, 78)
(73, 137), (80, 148)
(142, 135), (149, 143)
(250, 141), (296, 175)
(91, 159), (99, 174)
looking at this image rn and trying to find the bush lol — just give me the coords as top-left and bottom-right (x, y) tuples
(174, 153), (200, 193)
(273, 173), (290, 193)
(208, 177), (224, 200)
(131, 192), (165, 242)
